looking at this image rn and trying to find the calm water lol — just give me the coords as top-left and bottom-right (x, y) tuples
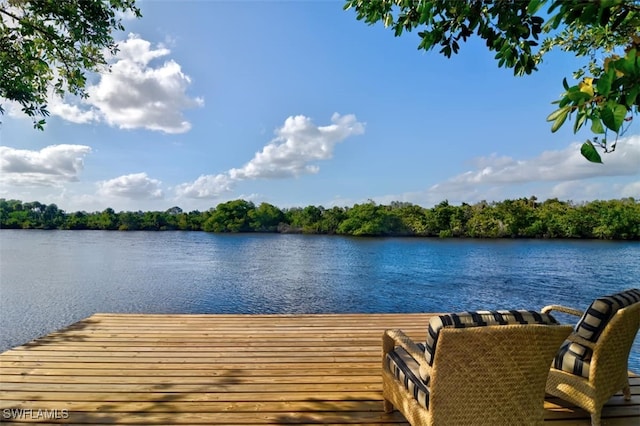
(1, 230), (638, 371)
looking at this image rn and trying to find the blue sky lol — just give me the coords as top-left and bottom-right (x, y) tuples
(1, 0), (639, 213)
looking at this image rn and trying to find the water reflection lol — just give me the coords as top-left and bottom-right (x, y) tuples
(1, 231), (638, 371)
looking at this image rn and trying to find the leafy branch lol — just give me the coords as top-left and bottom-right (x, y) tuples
(344, 0), (640, 163)
(0, 0), (141, 129)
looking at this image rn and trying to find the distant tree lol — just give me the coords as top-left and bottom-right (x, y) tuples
(466, 203), (504, 238)
(319, 206), (347, 234)
(344, 0), (640, 163)
(287, 205), (324, 233)
(430, 200), (457, 237)
(177, 210), (204, 231)
(118, 211), (142, 231)
(337, 201), (405, 236)
(392, 203), (431, 236)
(494, 198), (536, 237)
(42, 203), (64, 229)
(88, 207), (118, 230)
(0, 0), (141, 129)
(166, 206), (183, 215)
(203, 200), (255, 233)
(530, 198), (572, 238)
(249, 202), (285, 232)
(1, 197), (638, 240)
(65, 211), (88, 230)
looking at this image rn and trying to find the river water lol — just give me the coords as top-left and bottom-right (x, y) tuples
(1, 230), (638, 371)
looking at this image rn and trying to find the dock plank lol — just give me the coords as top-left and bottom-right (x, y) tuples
(1, 313), (638, 425)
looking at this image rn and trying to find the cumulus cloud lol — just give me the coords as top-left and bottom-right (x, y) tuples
(430, 135), (640, 193)
(49, 34), (203, 133)
(97, 173), (163, 199)
(367, 135), (640, 207)
(0, 145), (91, 186)
(176, 113), (365, 198)
(174, 174), (234, 199)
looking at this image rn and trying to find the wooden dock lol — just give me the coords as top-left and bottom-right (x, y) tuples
(0, 313), (638, 425)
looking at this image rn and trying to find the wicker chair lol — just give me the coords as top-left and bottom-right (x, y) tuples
(542, 289), (640, 426)
(382, 311), (572, 426)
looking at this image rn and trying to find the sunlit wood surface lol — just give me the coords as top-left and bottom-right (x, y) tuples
(1, 313), (638, 424)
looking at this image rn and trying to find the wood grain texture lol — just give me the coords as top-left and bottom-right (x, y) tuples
(1, 313), (638, 425)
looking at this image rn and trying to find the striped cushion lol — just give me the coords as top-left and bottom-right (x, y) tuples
(425, 310), (558, 366)
(574, 288), (640, 342)
(553, 288), (640, 378)
(422, 310), (559, 383)
(553, 340), (593, 378)
(386, 343), (430, 409)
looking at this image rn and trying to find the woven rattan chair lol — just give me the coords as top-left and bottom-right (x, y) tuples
(542, 289), (640, 426)
(382, 311), (572, 426)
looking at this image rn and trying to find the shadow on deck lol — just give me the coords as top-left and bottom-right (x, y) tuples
(0, 313), (638, 424)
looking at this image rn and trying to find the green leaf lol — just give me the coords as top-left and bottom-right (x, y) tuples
(546, 106), (568, 122)
(558, 96), (572, 108)
(550, 109), (569, 132)
(601, 102), (627, 131)
(615, 54), (635, 75)
(573, 112), (587, 133)
(628, 86), (640, 107)
(590, 118), (605, 134)
(596, 69), (614, 97)
(562, 77), (569, 91)
(527, 0), (543, 14)
(567, 90), (591, 103)
(580, 140), (603, 164)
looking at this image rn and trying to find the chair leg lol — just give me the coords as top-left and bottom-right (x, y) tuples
(383, 398), (394, 413)
(623, 383), (632, 401)
(590, 410), (601, 426)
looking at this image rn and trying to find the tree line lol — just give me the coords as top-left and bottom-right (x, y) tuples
(1, 197), (639, 240)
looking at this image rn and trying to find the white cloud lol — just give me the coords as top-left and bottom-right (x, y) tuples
(176, 113), (365, 198)
(428, 135), (640, 193)
(0, 145), (91, 187)
(97, 173), (163, 199)
(173, 174), (234, 199)
(47, 97), (98, 124)
(115, 9), (138, 21)
(49, 34), (203, 133)
(368, 136), (640, 207)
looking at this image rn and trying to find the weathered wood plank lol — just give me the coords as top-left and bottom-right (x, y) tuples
(0, 313), (637, 425)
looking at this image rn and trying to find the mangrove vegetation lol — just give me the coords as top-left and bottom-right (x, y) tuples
(1, 197), (639, 240)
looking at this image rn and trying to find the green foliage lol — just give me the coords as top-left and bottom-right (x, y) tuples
(203, 200), (255, 233)
(286, 205), (324, 233)
(0, 0), (141, 128)
(581, 140), (603, 164)
(249, 202), (285, 232)
(3, 197), (639, 240)
(337, 201), (406, 236)
(344, 0), (640, 163)
(345, 0), (544, 76)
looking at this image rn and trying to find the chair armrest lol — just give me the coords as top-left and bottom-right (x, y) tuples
(382, 329), (427, 366)
(541, 304), (584, 317)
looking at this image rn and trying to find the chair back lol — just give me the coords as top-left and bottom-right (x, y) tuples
(591, 302), (640, 388)
(428, 324), (572, 426)
(574, 289), (640, 343)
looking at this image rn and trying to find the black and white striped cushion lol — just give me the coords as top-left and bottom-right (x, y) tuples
(386, 343), (430, 409)
(424, 310), (559, 369)
(553, 288), (640, 378)
(574, 288), (640, 342)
